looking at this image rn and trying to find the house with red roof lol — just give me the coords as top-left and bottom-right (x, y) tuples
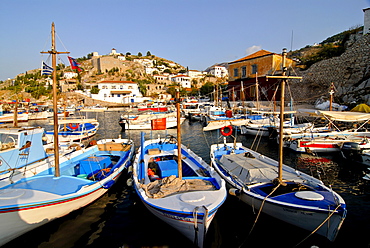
(227, 49), (296, 101)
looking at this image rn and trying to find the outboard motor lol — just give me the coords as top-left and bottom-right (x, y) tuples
(341, 142), (362, 161)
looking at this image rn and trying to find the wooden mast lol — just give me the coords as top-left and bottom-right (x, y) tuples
(13, 99), (18, 127)
(255, 73), (259, 111)
(176, 90), (183, 180)
(41, 22), (69, 177)
(329, 82), (334, 111)
(241, 81), (245, 107)
(267, 48), (302, 185)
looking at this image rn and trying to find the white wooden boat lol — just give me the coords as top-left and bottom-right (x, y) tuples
(0, 113), (28, 123)
(283, 111), (370, 153)
(119, 111), (185, 130)
(133, 134), (226, 247)
(209, 49), (346, 242)
(45, 118), (99, 142)
(0, 137), (134, 246)
(132, 92), (226, 247)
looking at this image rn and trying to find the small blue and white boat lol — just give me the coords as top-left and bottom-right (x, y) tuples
(132, 91), (226, 248)
(45, 118), (99, 142)
(133, 133), (226, 247)
(209, 49), (346, 242)
(210, 139), (346, 241)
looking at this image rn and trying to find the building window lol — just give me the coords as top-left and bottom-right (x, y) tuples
(241, 66), (246, 78)
(252, 64), (258, 74)
(233, 68), (239, 77)
(128, 86), (133, 89)
(111, 85), (116, 89)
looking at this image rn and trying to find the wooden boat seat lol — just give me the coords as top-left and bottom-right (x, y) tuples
(98, 142), (131, 151)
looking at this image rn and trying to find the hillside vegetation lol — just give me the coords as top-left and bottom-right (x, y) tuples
(289, 25), (363, 69)
(0, 26), (364, 102)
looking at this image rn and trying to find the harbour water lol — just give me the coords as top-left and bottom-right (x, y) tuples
(3, 110), (370, 248)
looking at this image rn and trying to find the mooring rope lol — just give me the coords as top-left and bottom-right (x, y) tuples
(239, 183), (281, 248)
(295, 204), (342, 247)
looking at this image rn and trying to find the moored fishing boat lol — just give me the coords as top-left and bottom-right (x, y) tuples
(209, 49), (346, 242)
(282, 110), (370, 153)
(45, 118), (99, 142)
(132, 91), (227, 247)
(119, 111), (185, 130)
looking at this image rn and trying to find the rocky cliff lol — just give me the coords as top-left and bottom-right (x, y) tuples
(290, 34), (370, 106)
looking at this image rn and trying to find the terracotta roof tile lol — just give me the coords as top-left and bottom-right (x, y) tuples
(231, 50), (275, 63)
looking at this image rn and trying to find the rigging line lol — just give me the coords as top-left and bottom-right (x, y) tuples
(295, 204), (342, 247)
(55, 31), (70, 54)
(239, 183), (281, 248)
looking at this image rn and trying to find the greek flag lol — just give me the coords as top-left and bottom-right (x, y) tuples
(41, 62), (53, 75)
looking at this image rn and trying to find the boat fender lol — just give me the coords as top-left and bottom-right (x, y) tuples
(69, 123), (79, 130)
(221, 125), (233, 136)
(126, 178), (133, 186)
(229, 188), (240, 196)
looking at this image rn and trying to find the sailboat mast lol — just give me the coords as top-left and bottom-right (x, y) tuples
(329, 82), (334, 111)
(176, 90), (183, 180)
(51, 23), (60, 177)
(241, 81), (245, 107)
(278, 48), (287, 183)
(41, 22), (69, 177)
(255, 73), (259, 111)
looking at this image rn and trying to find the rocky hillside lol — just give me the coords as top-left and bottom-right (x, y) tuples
(289, 34), (370, 107)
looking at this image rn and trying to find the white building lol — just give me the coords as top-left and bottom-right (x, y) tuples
(63, 72), (78, 79)
(110, 48), (119, 55)
(364, 8), (370, 35)
(208, 65), (228, 78)
(171, 75), (191, 88)
(133, 58), (153, 67)
(92, 80), (144, 104)
(186, 70), (205, 79)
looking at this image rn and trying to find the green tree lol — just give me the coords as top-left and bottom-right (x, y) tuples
(200, 81), (214, 96)
(90, 86), (100, 94)
(138, 52), (142, 57)
(146, 51), (151, 56)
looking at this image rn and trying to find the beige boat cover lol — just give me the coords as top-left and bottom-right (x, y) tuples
(142, 175), (215, 199)
(203, 119), (248, 131)
(219, 153), (305, 185)
(318, 111), (370, 122)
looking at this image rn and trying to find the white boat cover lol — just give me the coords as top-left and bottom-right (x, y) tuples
(203, 119), (248, 131)
(297, 109), (370, 122)
(219, 153), (305, 185)
(318, 111), (370, 122)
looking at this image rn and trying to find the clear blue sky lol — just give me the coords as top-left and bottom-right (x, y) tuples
(0, 0), (369, 81)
